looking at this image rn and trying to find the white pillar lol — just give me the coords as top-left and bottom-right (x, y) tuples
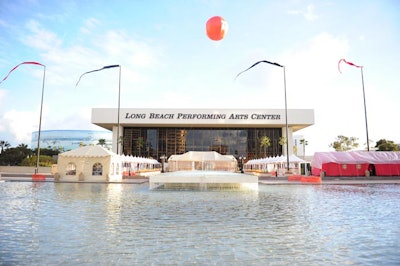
(282, 126), (293, 156)
(112, 125), (122, 154)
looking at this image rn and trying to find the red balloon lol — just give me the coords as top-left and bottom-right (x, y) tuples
(206, 16), (228, 41)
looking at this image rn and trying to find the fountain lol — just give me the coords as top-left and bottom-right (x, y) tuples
(150, 151), (258, 191)
(149, 170), (258, 191)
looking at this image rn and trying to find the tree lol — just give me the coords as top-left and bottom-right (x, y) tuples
(329, 135), (359, 151)
(35, 147), (60, 157)
(260, 136), (271, 157)
(375, 139), (399, 151)
(97, 138), (107, 147)
(279, 136), (287, 155)
(136, 137), (145, 156)
(300, 138), (308, 158)
(20, 155), (56, 167)
(0, 140), (11, 153)
(0, 143), (33, 166)
(0, 142), (61, 166)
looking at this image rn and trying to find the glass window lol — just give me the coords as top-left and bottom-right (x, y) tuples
(122, 127), (282, 160)
(66, 163), (76, 175)
(92, 163), (103, 176)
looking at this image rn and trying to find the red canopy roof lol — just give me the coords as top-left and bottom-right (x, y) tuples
(311, 151), (400, 169)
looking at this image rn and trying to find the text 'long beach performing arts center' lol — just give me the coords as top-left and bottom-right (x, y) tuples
(91, 108), (314, 160)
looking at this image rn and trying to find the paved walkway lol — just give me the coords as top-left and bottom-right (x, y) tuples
(259, 179), (400, 185)
(257, 174), (400, 185)
(1, 173), (399, 185)
(0, 173), (149, 184)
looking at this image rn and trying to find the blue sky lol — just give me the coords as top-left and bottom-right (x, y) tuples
(0, 0), (399, 155)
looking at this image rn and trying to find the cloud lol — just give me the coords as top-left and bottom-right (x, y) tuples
(234, 33), (350, 110)
(94, 30), (162, 68)
(21, 20), (63, 50)
(0, 89), (6, 103)
(0, 19), (7, 28)
(1, 109), (38, 144)
(37, 28), (163, 88)
(288, 4), (319, 22)
(80, 17), (101, 34)
(282, 33), (349, 104)
(274, 33), (351, 153)
(2, 19), (166, 146)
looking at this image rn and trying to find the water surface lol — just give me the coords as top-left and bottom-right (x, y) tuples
(0, 182), (399, 265)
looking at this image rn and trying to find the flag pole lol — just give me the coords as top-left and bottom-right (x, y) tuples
(117, 66), (121, 155)
(0, 62), (46, 174)
(236, 60), (290, 171)
(76, 65), (121, 154)
(360, 67), (370, 151)
(35, 66), (46, 173)
(283, 66), (290, 170)
(338, 59), (369, 151)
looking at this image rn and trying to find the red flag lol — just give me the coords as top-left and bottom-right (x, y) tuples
(0, 61), (45, 84)
(338, 59), (362, 73)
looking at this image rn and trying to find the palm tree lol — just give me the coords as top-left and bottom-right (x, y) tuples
(0, 140), (11, 153)
(16, 143), (32, 159)
(300, 139), (308, 159)
(279, 136), (287, 155)
(260, 136), (271, 157)
(136, 137), (145, 156)
(97, 138), (106, 147)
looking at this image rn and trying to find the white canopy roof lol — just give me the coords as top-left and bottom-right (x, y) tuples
(59, 146), (160, 165)
(121, 154), (160, 164)
(169, 151), (236, 162)
(59, 145), (115, 157)
(246, 154), (305, 165)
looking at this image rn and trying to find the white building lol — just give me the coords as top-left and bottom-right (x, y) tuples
(91, 108), (314, 162)
(31, 130), (112, 151)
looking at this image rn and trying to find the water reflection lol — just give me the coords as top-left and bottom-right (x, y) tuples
(0, 182), (399, 265)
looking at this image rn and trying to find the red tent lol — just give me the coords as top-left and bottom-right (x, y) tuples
(311, 151), (400, 177)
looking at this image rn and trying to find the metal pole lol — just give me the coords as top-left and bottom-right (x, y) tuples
(76, 65), (121, 154)
(338, 59), (369, 151)
(360, 67), (370, 151)
(35, 66), (46, 174)
(160, 155), (166, 173)
(117, 66), (121, 155)
(283, 66), (289, 171)
(235, 60), (290, 172)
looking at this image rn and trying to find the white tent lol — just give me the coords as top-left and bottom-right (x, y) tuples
(120, 155), (161, 176)
(288, 154), (305, 163)
(56, 145), (122, 182)
(167, 151), (237, 172)
(244, 155), (305, 175)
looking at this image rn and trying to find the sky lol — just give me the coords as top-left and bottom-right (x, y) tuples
(0, 0), (399, 156)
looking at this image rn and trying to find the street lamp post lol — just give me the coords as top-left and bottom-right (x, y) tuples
(76, 65), (122, 154)
(238, 155), (246, 173)
(236, 60), (290, 172)
(160, 155), (167, 173)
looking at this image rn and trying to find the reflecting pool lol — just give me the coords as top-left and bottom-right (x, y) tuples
(0, 182), (399, 265)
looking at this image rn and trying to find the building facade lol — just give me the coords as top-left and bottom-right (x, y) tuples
(91, 108), (314, 160)
(31, 130), (112, 151)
